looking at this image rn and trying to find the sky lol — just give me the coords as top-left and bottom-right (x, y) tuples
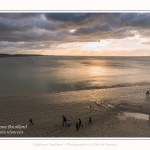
(1, 12), (150, 56)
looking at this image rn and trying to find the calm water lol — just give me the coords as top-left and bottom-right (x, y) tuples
(0, 56), (150, 97)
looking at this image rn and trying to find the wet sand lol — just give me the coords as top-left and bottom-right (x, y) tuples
(0, 89), (150, 137)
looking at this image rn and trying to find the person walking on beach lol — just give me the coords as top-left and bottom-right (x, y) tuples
(79, 118), (83, 128)
(29, 118), (34, 126)
(62, 115), (67, 126)
(76, 122), (79, 131)
(88, 117), (92, 125)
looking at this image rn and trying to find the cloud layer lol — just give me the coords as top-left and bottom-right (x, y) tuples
(0, 13), (150, 55)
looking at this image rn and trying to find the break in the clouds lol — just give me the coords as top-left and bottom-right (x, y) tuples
(1, 13), (150, 56)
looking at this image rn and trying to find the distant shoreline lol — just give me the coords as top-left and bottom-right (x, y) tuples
(0, 54), (43, 58)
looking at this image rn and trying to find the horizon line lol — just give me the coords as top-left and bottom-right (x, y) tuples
(1, 53), (150, 57)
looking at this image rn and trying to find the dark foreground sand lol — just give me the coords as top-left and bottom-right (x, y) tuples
(0, 89), (150, 137)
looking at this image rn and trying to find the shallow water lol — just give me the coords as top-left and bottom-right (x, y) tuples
(0, 56), (150, 101)
(120, 112), (150, 121)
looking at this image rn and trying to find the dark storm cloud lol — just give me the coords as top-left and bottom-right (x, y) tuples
(118, 13), (150, 28)
(117, 13), (138, 27)
(0, 30), (66, 42)
(71, 27), (135, 43)
(73, 24), (111, 35)
(0, 14), (66, 43)
(69, 13), (150, 36)
(0, 19), (33, 33)
(45, 13), (92, 24)
(0, 14), (62, 34)
(35, 19), (64, 31)
(129, 14), (150, 28)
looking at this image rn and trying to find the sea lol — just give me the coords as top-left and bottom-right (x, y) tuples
(0, 56), (150, 103)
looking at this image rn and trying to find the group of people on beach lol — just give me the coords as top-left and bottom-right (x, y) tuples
(62, 115), (92, 131)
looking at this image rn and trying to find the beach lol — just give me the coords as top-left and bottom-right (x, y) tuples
(1, 56), (150, 137)
(1, 86), (150, 137)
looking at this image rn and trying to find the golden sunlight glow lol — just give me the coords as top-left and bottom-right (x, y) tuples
(69, 29), (76, 33)
(85, 40), (109, 51)
(89, 66), (104, 76)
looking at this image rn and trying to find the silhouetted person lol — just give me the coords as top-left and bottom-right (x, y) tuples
(62, 115), (67, 126)
(76, 122), (79, 131)
(88, 117), (92, 125)
(29, 118), (34, 126)
(79, 118), (83, 128)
